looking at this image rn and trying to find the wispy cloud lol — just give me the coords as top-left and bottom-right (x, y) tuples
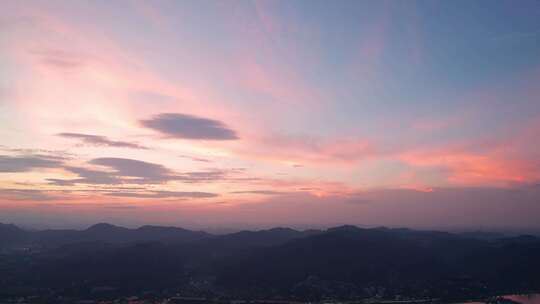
(104, 190), (218, 199)
(45, 157), (172, 186)
(179, 155), (212, 163)
(0, 188), (62, 201)
(48, 166), (120, 186)
(0, 155), (64, 172)
(140, 113), (239, 140)
(46, 157), (243, 186)
(30, 49), (87, 70)
(231, 190), (289, 195)
(240, 134), (374, 165)
(57, 133), (148, 149)
(130, 90), (178, 104)
(92, 157), (174, 181)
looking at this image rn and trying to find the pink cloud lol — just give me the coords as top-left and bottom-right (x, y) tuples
(235, 134), (374, 166)
(398, 117), (540, 187)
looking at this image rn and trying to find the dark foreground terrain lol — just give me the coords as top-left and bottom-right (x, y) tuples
(1, 223), (539, 303)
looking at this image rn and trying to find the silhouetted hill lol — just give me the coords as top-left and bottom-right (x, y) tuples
(135, 225), (210, 243)
(208, 227), (321, 249)
(79, 223), (211, 244)
(1, 223), (539, 300)
(158, 227), (323, 270)
(216, 227), (454, 296)
(215, 226), (540, 299)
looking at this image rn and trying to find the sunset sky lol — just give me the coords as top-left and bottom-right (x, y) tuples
(1, 0), (540, 230)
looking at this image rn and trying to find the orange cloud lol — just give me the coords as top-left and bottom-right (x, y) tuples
(399, 146), (539, 187)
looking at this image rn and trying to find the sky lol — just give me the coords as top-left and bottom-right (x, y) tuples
(1, 0), (540, 230)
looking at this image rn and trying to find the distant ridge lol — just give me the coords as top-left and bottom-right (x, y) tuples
(0, 222), (212, 247)
(86, 222), (127, 231)
(1, 222), (537, 247)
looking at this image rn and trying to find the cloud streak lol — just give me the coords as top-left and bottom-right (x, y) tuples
(231, 190), (289, 195)
(104, 190), (218, 199)
(57, 133), (148, 149)
(45, 157), (243, 186)
(0, 188), (62, 201)
(179, 155), (212, 163)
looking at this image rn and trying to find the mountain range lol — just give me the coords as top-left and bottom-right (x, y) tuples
(1, 223), (539, 301)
